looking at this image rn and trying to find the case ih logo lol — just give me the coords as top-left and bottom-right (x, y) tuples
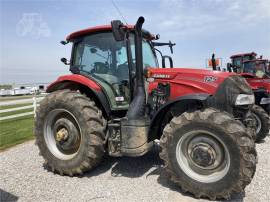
(152, 74), (170, 79)
(204, 76), (217, 83)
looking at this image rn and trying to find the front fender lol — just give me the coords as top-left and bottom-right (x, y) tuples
(148, 93), (210, 141)
(46, 74), (111, 117)
(46, 74), (101, 93)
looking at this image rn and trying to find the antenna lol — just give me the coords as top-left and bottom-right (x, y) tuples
(111, 0), (128, 25)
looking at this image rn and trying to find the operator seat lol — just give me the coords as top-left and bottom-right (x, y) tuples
(116, 64), (129, 81)
(93, 62), (108, 74)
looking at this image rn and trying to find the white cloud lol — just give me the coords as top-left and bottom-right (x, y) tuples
(153, 0), (270, 37)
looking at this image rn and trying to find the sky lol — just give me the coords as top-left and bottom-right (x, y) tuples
(0, 0), (270, 84)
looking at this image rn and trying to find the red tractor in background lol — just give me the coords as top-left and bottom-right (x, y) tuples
(35, 17), (257, 200)
(227, 52), (270, 141)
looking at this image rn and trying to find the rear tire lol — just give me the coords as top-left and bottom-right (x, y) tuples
(35, 90), (106, 176)
(251, 105), (270, 142)
(159, 108), (256, 200)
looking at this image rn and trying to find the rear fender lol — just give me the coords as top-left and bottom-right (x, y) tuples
(148, 93), (210, 141)
(46, 75), (111, 118)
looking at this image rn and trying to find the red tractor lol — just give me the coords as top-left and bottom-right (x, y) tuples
(227, 52), (270, 142)
(35, 17), (256, 200)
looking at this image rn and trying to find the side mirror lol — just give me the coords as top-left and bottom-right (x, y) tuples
(162, 56), (173, 68)
(61, 57), (70, 65)
(227, 63), (232, 72)
(60, 40), (68, 45)
(111, 20), (125, 41)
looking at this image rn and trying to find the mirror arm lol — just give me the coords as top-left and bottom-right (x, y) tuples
(162, 56), (173, 68)
(152, 41), (176, 54)
(154, 48), (163, 62)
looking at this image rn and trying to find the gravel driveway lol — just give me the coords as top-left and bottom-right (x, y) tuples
(1, 136), (269, 202)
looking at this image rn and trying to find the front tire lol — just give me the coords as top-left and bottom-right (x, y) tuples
(251, 105), (270, 142)
(159, 108), (256, 200)
(35, 90), (106, 176)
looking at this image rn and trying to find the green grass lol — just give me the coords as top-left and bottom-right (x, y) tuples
(0, 108), (33, 117)
(0, 116), (34, 150)
(0, 103), (33, 110)
(0, 84), (12, 90)
(0, 95), (45, 150)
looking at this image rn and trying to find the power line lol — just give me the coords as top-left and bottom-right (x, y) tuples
(111, 0), (128, 25)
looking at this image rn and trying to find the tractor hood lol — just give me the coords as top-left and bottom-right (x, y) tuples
(147, 67), (253, 115)
(245, 77), (270, 93)
(147, 68), (237, 96)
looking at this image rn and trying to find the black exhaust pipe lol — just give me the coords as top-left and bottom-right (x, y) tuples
(126, 16), (146, 120)
(121, 17), (152, 156)
(212, 53), (217, 71)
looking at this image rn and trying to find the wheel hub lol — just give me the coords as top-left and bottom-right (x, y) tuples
(190, 143), (216, 167)
(53, 118), (80, 153)
(56, 128), (68, 142)
(176, 130), (230, 183)
(44, 109), (82, 160)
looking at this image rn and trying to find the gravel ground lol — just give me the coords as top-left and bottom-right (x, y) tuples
(0, 136), (270, 202)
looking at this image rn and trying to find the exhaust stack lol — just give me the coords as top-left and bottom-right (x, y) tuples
(126, 16), (146, 120)
(111, 16), (152, 157)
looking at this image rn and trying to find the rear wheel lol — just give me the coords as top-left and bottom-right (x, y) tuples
(160, 108), (256, 200)
(251, 105), (270, 142)
(35, 90), (106, 176)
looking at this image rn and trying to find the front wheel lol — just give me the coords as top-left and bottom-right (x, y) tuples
(35, 90), (106, 176)
(160, 108), (256, 200)
(250, 105), (270, 142)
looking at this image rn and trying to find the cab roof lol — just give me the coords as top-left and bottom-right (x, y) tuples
(230, 52), (257, 59)
(243, 59), (268, 63)
(66, 25), (155, 41)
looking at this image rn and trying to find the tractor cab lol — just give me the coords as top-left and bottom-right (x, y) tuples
(65, 26), (158, 110)
(61, 23), (175, 111)
(228, 52), (257, 73)
(243, 59), (270, 78)
(228, 52), (269, 78)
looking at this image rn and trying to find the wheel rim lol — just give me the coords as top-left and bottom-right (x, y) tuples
(44, 109), (82, 160)
(176, 130), (230, 183)
(252, 112), (262, 134)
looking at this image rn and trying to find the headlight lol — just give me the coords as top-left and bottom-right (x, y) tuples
(235, 94), (255, 105)
(260, 97), (270, 105)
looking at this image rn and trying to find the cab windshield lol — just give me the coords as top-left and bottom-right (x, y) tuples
(72, 32), (157, 79)
(232, 57), (242, 67)
(71, 32), (157, 109)
(243, 61), (269, 78)
(232, 55), (256, 73)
